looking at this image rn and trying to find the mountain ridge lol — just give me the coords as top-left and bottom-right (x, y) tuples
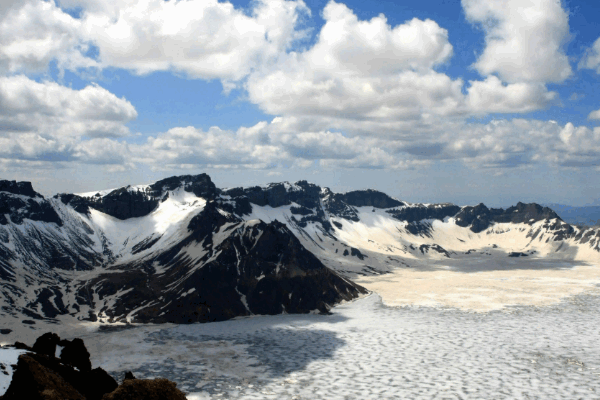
(0, 173), (598, 329)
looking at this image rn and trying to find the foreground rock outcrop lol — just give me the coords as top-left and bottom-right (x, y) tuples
(1, 333), (185, 400)
(102, 378), (186, 400)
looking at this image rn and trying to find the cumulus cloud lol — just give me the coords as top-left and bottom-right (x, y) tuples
(0, 0), (309, 84)
(0, 75), (136, 167)
(580, 37), (600, 73)
(0, 0), (95, 74)
(246, 1), (462, 124)
(462, 0), (572, 84)
(245, 0), (559, 131)
(0, 75), (137, 137)
(1, 0), (593, 176)
(81, 0), (308, 82)
(466, 76), (558, 114)
(130, 117), (600, 172)
(588, 108), (600, 120)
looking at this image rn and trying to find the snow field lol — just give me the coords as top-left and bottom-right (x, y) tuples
(0, 348), (27, 395)
(357, 260), (600, 311)
(63, 285), (600, 400)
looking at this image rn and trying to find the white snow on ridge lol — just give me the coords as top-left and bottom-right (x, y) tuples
(241, 203), (598, 279)
(87, 188), (207, 263)
(76, 184), (151, 198)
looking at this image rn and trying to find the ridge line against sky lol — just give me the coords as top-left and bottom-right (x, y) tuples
(0, 0), (599, 207)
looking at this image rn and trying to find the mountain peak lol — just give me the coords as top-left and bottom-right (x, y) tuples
(0, 180), (42, 198)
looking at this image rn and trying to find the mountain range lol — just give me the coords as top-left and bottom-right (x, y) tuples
(0, 174), (598, 327)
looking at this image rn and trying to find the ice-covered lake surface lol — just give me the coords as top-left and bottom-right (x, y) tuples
(80, 285), (600, 399)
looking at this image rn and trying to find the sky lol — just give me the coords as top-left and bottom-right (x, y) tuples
(1, 0), (600, 207)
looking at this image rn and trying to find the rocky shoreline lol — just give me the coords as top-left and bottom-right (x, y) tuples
(0, 332), (186, 400)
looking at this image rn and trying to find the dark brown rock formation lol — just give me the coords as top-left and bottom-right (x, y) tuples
(102, 378), (187, 400)
(2, 354), (85, 400)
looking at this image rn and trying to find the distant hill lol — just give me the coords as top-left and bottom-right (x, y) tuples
(545, 203), (600, 227)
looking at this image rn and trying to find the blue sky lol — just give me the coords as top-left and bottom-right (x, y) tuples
(1, 0), (600, 206)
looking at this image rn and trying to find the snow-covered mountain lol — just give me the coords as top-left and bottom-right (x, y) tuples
(0, 174), (598, 326)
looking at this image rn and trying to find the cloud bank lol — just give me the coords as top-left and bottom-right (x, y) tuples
(0, 0), (599, 176)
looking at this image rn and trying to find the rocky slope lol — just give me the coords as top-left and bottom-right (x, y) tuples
(0, 173), (598, 327)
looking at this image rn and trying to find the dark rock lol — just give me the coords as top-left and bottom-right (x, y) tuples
(0, 189), (62, 226)
(123, 371), (136, 381)
(78, 174), (218, 220)
(0, 180), (41, 198)
(508, 252), (528, 257)
(455, 202), (561, 233)
(387, 204), (461, 223)
(405, 221), (434, 237)
(83, 217), (367, 324)
(17, 350), (116, 400)
(102, 378), (187, 400)
(337, 189), (403, 209)
(419, 244), (450, 258)
(78, 367), (119, 400)
(55, 194), (91, 214)
(14, 342), (32, 351)
(32, 332), (61, 357)
(0, 329), (11, 334)
(2, 354), (85, 400)
(59, 338), (92, 372)
(350, 247), (366, 260)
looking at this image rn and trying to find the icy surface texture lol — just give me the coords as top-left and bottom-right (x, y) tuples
(83, 292), (600, 400)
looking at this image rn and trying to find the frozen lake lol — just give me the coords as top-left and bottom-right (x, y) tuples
(79, 285), (600, 399)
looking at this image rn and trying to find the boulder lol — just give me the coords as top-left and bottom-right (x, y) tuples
(32, 332), (61, 357)
(123, 371), (136, 381)
(59, 338), (92, 372)
(13, 341), (32, 351)
(2, 354), (84, 400)
(78, 368), (119, 400)
(102, 378), (187, 400)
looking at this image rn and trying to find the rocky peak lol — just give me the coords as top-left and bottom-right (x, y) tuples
(455, 202), (561, 233)
(222, 180), (323, 210)
(0, 180), (62, 226)
(63, 174), (218, 220)
(0, 180), (42, 198)
(148, 173), (217, 199)
(336, 189), (404, 209)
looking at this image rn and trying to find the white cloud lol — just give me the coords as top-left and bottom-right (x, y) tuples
(140, 125), (290, 169)
(245, 1), (468, 125)
(309, 1), (453, 74)
(0, 0), (95, 74)
(462, 0), (572, 83)
(246, 1), (559, 130)
(79, 0), (309, 83)
(588, 108), (600, 120)
(579, 37), (600, 73)
(0, 75), (137, 138)
(0, 0), (309, 84)
(73, 138), (133, 166)
(130, 117), (600, 172)
(466, 76), (557, 114)
(0, 75), (136, 167)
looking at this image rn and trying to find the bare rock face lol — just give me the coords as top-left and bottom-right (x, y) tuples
(32, 332), (61, 358)
(79, 368), (119, 400)
(59, 338), (92, 372)
(102, 378), (187, 400)
(2, 354), (85, 400)
(123, 371), (136, 381)
(5, 333), (118, 400)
